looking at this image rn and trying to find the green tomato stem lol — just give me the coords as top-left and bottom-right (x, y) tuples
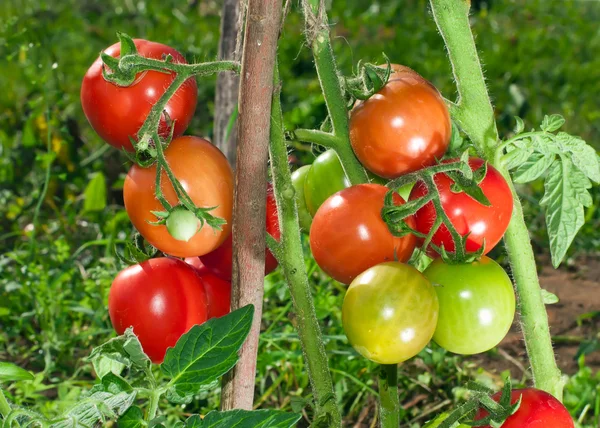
(146, 389), (161, 422)
(270, 62), (342, 427)
(429, 0), (564, 399)
(303, 0), (368, 186)
(378, 364), (400, 428)
(0, 388), (11, 419)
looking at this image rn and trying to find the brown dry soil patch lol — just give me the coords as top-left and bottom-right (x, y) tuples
(474, 256), (600, 378)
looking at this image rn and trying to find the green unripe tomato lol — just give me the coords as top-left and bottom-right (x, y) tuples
(423, 256), (515, 355)
(342, 262), (439, 364)
(291, 165), (313, 232)
(304, 150), (351, 216)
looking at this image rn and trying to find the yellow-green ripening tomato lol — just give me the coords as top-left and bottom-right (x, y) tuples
(291, 165), (313, 232)
(423, 257), (515, 355)
(342, 262), (439, 364)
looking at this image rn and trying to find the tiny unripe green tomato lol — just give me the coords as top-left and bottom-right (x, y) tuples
(166, 207), (200, 242)
(291, 165), (313, 232)
(423, 257), (516, 355)
(342, 262), (439, 364)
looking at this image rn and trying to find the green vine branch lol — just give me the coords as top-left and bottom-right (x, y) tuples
(429, 0), (565, 399)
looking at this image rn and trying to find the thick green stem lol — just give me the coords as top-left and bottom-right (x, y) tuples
(270, 63), (342, 427)
(146, 389), (160, 421)
(378, 365), (399, 428)
(303, 0), (368, 185)
(429, 0), (564, 399)
(0, 388), (11, 419)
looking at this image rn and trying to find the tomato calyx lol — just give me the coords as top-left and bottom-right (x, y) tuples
(344, 55), (393, 101)
(115, 233), (158, 265)
(433, 380), (520, 428)
(381, 154), (491, 264)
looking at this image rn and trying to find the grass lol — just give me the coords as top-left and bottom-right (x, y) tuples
(1, 0), (599, 426)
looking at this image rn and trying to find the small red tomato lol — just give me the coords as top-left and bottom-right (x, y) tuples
(409, 158), (513, 256)
(475, 388), (574, 428)
(108, 258), (208, 363)
(200, 184), (280, 280)
(200, 274), (231, 319)
(349, 71), (451, 179)
(184, 257), (213, 275)
(310, 183), (417, 284)
(81, 39), (198, 151)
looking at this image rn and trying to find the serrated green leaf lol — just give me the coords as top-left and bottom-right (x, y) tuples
(541, 289), (559, 305)
(188, 409), (301, 428)
(118, 406), (144, 428)
(502, 146), (532, 171)
(0, 362), (34, 383)
(88, 328), (151, 373)
(513, 117), (524, 134)
(540, 114), (565, 132)
(161, 305), (254, 403)
(50, 391), (136, 428)
(540, 158), (590, 268)
(92, 355), (126, 379)
(513, 152), (554, 183)
(83, 172), (107, 213)
(557, 132), (600, 183)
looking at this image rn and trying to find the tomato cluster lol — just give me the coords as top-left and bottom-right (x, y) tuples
(291, 65), (517, 363)
(82, 39), (280, 362)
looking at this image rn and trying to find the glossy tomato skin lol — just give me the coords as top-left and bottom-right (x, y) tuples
(342, 262), (438, 364)
(199, 273), (231, 319)
(124, 136), (233, 258)
(310, 183), (417, 284)
(184, 257), (213, 275)
(291, 165), (313, 232)
(199, 184), (280, 280)
(349, 72), (451, 179)
(304, 150), (351, 216)
(475, 388), (574, 428)
(423, 257), (515, 355)
(81, 39), (197, 151)
(409, 158), (513, 256)
(108, 258), (208, 363)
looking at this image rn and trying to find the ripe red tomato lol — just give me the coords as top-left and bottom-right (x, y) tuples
(199, 184), (280, 280)
(409, 158), (513, 256)
(124, 136), (234, 258)
(184, 257), (231, 319)
(108, 258), (208, 363)
(81, 39), (197, 151)
(423, 257), (515, 355)
(310, 184), (417, 284)
(349, 70), (451, 179)
(475, 388), (574, 428)
(342, 262), (438, 364)
(200, 274), (231, 319)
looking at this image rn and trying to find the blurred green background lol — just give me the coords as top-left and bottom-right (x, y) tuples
(1, 0), (599, 426)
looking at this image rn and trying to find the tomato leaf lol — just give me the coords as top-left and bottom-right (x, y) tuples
(540, 114), (565, 132)
(557, 132), (600, 183)
(83, 172), (107, 213)
(49, 390), (136, 428)
(540, 158), (592, 268)
(541, 288), (559, 305)
(501, 146), (532, 171)
(183, 410), (301, 428)
(513, 116), (525, 134)
(89, 373), (133, 395)
(161, 305), (254, 403)
(0, 361), (34, 383)
(118, 406), (144, 428)
(512, 152), (554, 183)
(87, 328), (151, 374)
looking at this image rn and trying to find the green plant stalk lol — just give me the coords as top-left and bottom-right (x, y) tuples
(303, 0), (368, 186)
(429, 0), (564, 399)
(379, 364), (399, 428)
(146, 389), (160, 421)
(269, 62), (342, 427)
(0, 388), (11, 419)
